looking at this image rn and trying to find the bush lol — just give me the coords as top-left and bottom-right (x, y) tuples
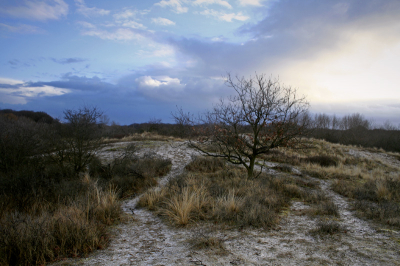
(304, 155), (339, 167)
(313, 219), (344, 235)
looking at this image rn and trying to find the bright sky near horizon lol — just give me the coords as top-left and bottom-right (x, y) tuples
(1, 0), (399, 125)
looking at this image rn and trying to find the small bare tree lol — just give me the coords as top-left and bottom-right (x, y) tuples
(48, 107), (103, 174)
(176, 73), (310, 178)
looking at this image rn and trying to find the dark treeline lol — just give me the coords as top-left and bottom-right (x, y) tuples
(1, 109), (399, 153)
(309, 113), (400, 152)
(0, 109), (56, 124)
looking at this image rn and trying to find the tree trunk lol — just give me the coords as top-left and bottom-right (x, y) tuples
(247, 156), (256, 178)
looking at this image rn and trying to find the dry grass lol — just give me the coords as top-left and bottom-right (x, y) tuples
(139, 157), (304, 228)
(267, 138), (400, 228)
(0, 148), (171, 265)
(332, 176), (400, 227)
(102, 132), (183, 143)
(137, 187), (165, 210)
(0, 175), (121, 266)
(185, 156), (226, 173)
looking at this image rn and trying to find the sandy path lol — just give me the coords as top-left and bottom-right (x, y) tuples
(52, 141), (400, 265)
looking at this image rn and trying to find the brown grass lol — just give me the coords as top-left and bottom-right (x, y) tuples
(102, 132), (183, 143)
(0, 176), (121, 266)
(139, 157), (299, 228)
(332, 176), (400, 227)
(272, 138), (400, 228)
(0, 149), (172, 265)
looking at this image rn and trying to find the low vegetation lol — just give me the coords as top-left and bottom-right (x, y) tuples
(262, 138), (400, 228)
(1, 107), (400, 264)
(139, 156), (338, 229)
(0, 147), (171, 266)
(0, 109), (172, 265)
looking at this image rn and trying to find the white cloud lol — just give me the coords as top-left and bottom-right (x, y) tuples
(121, 20), (146, 29)
(113, 9), (137, 20)
(0, 78), (22, 85)
(193, 0), (232, 9)
(155, 0), (188, 14)
(76, 21), (96, 29)
(112, 9), (146, 29)
(200, 9), (249, 22)
(0, 0), (68, 21)
(82, 28), (143, 41)
(75, 0), (109, 17)
(136, 42), (175, 59)
(0, 23), (44, 34)
(0, 77), (70, 104)
(238, 0), (265, 6)
(152, 17), (176, 26)
(136, 76), (182, 88)
(135, 75), (185, 101)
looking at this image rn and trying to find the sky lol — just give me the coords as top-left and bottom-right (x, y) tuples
(0, 0), (399, 125)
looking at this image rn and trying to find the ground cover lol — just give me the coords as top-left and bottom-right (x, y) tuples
(48, 138), (400, 265)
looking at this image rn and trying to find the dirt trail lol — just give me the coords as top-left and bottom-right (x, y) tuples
(53, 141), (400, 266)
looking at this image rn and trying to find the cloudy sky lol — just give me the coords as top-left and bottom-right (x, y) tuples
(1, 0), (399, 125)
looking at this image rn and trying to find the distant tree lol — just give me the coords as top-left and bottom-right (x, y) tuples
(314, 113), (331, 129)
(171, 106), (193, 138)
(175, 73), (310, 178)
(331, 115), (339, 130)
(147, 117), (163, 133)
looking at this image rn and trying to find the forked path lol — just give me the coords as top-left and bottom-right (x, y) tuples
(53, 141), (400, 265)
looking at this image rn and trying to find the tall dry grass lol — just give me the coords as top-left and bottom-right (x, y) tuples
(139, 157), (302, 228)
(0, 174), (121, 266)
(0, 148), (171, 265)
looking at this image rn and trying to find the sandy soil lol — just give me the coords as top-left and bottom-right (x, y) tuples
(52, 141), (400, 266)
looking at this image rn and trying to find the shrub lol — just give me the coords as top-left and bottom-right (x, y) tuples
(313, 219), (344, 235)
(304, 155), (339, 167)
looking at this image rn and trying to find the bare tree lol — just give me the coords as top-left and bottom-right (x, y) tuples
(177, 73), (310, 178)
(48, 107), (103, 174)
(331, 115), (339, 130)
(171, 106), (193, 138)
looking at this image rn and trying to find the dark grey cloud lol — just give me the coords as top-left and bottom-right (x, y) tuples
(7, 59), (34, 68)
(26, 73), (116, 92)
(0, 83), (21, 89)
(51, 57), (88, 64)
